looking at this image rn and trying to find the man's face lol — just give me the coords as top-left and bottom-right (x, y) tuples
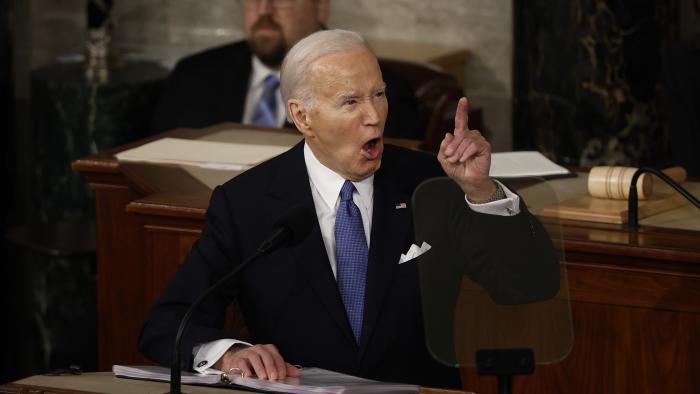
(242, 0), (328, 67)
(299, 47), (388, 181)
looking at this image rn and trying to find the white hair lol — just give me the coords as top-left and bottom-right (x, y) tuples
(280, 29), (370, 121)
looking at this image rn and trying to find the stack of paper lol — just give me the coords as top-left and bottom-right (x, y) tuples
(113, 365), (219, 385)
(113, 365), (419, 393)
(115, 138), (292, 171)
(490, 151), (571, 179)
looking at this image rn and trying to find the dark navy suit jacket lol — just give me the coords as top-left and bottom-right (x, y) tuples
(138, 142), (558, 388)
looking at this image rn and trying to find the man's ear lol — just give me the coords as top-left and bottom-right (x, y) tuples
(288, 100), (313, 138)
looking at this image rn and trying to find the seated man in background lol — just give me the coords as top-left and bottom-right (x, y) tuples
(151, 0), (420, 139)
(139, 29), (558, 389)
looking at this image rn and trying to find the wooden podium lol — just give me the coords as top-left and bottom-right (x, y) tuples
(72, 124), (700, 393)
(0, 373), (468, 394)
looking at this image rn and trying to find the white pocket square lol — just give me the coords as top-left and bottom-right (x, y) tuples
(399, 241), (431, 264)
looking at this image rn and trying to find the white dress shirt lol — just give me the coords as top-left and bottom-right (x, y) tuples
(192, 142), (520, 373)
(241, 56), (286, 127)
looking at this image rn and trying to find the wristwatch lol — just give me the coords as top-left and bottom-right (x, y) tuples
(468, 181), (505, 204)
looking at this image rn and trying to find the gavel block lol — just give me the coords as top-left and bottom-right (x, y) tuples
(588, 166), (687, 200)
(539, 167), (688, 224)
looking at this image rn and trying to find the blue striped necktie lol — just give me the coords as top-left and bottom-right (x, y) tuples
(335, 180), (368, 344)
(251, 74), (279, 127)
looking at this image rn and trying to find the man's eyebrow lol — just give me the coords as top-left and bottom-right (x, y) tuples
(335, 92), (360, 100)
(334, 85), (387, 100)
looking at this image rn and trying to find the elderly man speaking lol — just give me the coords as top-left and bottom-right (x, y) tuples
(139, 29), (555, 389)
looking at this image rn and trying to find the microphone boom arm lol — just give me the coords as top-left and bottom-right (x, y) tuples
(167, 206), (313, 394)
(169, 247), (262, 394)
(628, 167), (700, 228)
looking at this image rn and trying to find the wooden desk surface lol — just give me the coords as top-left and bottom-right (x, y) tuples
(0, 373), (470, 394)
(1, 372), (246, 393)
(73, 124), (700, 393)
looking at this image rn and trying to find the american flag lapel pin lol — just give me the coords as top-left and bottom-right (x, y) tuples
(395, 202), (407, 209)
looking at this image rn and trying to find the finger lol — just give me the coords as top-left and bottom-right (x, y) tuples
(453, 97), (469, 134)
(285, 363), (300, 377)
(233, 356), (254, 379)
(263, 344), (287, 380)
(445, 129), (466, 156)
(459, 139), (482, 164)
(245, 351), (268, 380)
(439, 132), (453, 159)
(459, 136), (486, 163)
(448, 136), (473, 163)
(251, 347), (280, 380)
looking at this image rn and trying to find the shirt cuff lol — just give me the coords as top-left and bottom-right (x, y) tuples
(464, 180), (520, 217)
(192, 338), (252, 374)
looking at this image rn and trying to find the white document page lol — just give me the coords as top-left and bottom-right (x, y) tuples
(113, 365), (419, 393)
(490, 151), (571, 178)
(115, 137), (291, 170)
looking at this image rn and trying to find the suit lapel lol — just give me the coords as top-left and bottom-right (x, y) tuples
(268, 143), (356, 345)
(359, 161), (413, 357)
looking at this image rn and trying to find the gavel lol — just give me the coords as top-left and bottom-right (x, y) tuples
(588, 166), (687, 200)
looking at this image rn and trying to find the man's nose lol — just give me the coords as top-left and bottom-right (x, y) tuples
(257, 0), (273, 14)
(362, 101), (381, 126)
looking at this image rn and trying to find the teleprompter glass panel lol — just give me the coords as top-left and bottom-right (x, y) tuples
(412, 177), (573, 367)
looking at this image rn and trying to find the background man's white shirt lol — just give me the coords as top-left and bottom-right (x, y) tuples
(242, 56), (286, 127)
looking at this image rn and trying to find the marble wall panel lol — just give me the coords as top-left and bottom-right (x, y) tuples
(112, 0), (244, 66)
(514, 0), (681, 168)
(29, 0), (85, 67)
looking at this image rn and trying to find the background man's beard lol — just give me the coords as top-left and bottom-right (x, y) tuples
(250, 38), (287, 68)
(249, 15), (287, 67)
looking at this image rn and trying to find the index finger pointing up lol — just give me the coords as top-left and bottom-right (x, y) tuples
(454, 97), (470, 134)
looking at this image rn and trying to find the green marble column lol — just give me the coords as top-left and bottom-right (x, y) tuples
(32, 60), (167, 221)
(27, 60), (167, 372)
(514, 0), (679, 168)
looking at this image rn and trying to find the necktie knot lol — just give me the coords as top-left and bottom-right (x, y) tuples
(250, 74), (280, 127)
(340, 181), (355, 202)
(264, 74), (280, 90)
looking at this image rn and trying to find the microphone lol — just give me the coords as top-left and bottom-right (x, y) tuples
(258, 205), (316, 253)
(168, 206), (314, 394)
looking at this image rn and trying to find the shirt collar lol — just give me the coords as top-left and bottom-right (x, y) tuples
(303, 142), (374, 210)
(250, 56), (280, 88)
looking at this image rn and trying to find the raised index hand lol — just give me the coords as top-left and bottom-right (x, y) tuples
(437, 97), (496, 202)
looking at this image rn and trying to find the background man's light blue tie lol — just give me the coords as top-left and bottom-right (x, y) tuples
(251, 74), (279, 127)
(335, 180), (368, 344)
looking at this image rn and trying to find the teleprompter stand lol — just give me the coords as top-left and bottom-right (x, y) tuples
(476, 348), (534, 394)
(413, 177), (573, 394)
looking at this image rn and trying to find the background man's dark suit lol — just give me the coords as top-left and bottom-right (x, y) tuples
(138, 142), (557, 388)
(150, 41), (421, 139)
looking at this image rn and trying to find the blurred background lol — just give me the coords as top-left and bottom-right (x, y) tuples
(1, 0), (698, 384)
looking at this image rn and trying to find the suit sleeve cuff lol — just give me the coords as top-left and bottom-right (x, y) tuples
(192, 339), (252, 374)
(464, 180), (520, 217)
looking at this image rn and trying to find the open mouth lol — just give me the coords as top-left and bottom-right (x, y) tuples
(361, 137), (382, 160)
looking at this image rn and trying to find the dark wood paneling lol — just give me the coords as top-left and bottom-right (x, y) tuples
(92, 183), (151, 369)
(460, 282), (700, 393)
(143, 224), (200, 303)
